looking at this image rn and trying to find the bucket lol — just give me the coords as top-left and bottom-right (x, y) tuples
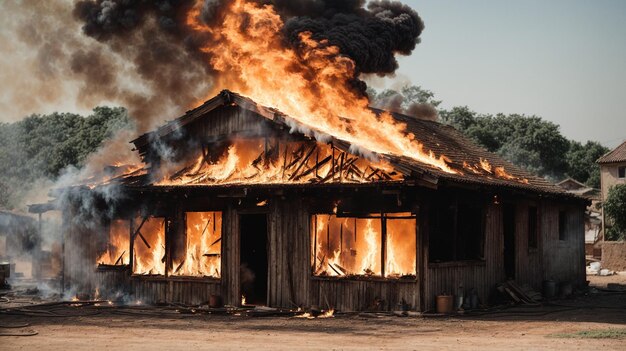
(543, 280), (557, 298)
(436, 295), (454, 314)
(209, 294), (224, 308)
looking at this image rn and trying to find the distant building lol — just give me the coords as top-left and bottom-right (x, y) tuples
(596, 140), (626, 270)
(597, 140), (626, 237)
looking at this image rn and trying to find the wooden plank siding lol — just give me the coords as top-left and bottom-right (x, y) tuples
(130, 279), (221, 305)
(222, 204), (240, 306)
(422, 199), (585, 311)
(512, 201), (544, 291)
(423, 203), (501, 311)
(68, 191), (585, 311)
(540, 201), (586, 286)
(267, 200), (421, 311)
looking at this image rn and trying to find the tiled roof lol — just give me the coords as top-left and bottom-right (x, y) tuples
(597, 140), (626, 164)
(129, 90), (578, 198)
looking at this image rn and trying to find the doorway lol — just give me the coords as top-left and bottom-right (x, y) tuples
(503, 204), (516, 280)
(239, 214), (268, 306)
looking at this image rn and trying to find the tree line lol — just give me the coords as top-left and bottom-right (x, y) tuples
(0, 107), (131, 209)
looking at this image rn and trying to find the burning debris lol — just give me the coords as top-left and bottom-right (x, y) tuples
(171, 211), (222, 278)
(312, 214), (416, 278)
(97, 219), (129, 266)
(132, 217), (166, 275)
(156, 139), (402, 186)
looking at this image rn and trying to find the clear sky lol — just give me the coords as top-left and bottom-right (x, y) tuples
(382, 0), (626, 147)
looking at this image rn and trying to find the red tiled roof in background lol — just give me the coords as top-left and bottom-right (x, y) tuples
(597, 140), (626, 164)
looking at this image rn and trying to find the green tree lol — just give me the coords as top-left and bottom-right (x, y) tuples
(565, 141), (608, 188)
(439, 107), (569, 179)
(0, 106), (131, 209)
(604, 184), (626, 241)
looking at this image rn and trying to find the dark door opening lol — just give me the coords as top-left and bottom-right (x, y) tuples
(240, 214), (268, 306)
(503, 204), (516, 280)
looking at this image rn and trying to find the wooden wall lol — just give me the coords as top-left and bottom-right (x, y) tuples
(67, 190), (586, 311)
(540, 201), (586, 286)
(422, 198), (586, 311)
(423, 203), (502, 311)
(62, 204), (100, 296)
(267, 200), (421, 311)
(131, 279), (221, 305)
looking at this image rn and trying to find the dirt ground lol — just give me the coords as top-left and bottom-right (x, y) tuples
(1, 275), (625, 351)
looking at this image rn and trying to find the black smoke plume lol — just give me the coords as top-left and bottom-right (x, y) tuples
(67, 0), (424, 126)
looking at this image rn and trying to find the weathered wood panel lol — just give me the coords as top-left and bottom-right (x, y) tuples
(62, 203), (101, 297)
(195, 106), (276, 140)
(423, 203), (501, 311)
(95, 267), (131, 299)
(540, 201), (585, 286)
(222, 205), (240, 306)
(268, 199), (421, 311)
(309, 279), (419, 311)
(513, 201), (543, 290)
(66, 188), (585, 310)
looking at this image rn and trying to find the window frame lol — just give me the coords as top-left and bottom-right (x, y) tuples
(310, 212), (418, 280)
(169, 211), (223, 279)
(618, 166), (626, 179)
(124, 210), (224, 281)
(428, 198), (486, 265)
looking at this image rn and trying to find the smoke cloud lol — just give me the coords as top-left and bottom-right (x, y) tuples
(0, 0), (424, 129)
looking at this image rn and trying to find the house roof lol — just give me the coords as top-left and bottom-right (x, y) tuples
(556, 177), (588, 190)
(597, 140), (626, 164)
(128, 90), (580, 199)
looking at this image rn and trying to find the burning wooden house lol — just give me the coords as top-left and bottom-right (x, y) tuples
(56, 90), (586, 311)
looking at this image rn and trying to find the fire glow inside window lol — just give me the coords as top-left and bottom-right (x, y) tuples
(170, 211), (222, 278)
(98, 219), (130, 265)
(311, 213), (416, 278)
(132, 217), (166, 275)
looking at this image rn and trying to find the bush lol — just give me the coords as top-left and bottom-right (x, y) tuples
(604, 184), (626, 241)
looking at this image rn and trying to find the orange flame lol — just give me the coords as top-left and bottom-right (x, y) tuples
(463, 159), (528, 184)
(170, 212), (222, 278)
(312, 214), (416, 278)
(98, 219), (129, 265)
(133, 217), (166, 275)
(185, 0), (456, 174)
(156, 139), (403, 186)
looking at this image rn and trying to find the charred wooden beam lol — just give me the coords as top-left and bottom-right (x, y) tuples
(114, 251), (126, 265)
(286, 144), (307, 169)
(210, 237), (222, 247)
(200, 219), (211, 237)
(329, 263), (342, 276)
(295, 155), (331, 181)
(137, 231), (151, 249)
(251, 151), (265, 170)
(289, 145), (316, 180)
(281, 144), (288, 179)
